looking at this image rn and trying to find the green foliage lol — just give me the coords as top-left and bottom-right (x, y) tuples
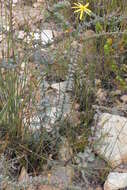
(103, 34), (127, 90)
(46, 1), (71, 29)
(53, 1), (71, 11)
(95, 22), (103, 33)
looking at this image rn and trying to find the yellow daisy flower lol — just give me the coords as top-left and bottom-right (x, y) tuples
(72, 2), (92, 20)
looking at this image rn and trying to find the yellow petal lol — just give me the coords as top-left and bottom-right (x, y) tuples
(73, 2), (80, 6)
(84, 2), (89, 8)
(72, 6), (80, 9)
(78, 3), (83, 6)
(74, 9), (82, 13)
(80, 10), (83, 20)
(77, 2), (82, 6)
(72, 2), (92, 19)
(84, 8), (92, 15)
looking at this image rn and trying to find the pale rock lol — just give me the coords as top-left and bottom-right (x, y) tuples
(95, 186), (102, 190)
(88, 186), (102, 190)
(29, 115), (41, 130)
(111, 90), (121, 96)
(71, 40), (78, 49)
(51, 81), (73, 92)
(96, 88), (107, 103)
(50, 165), (74, 188)
(30, 30), (57, 45)
(95, 79), (101, 87)
(29, 81), (72, 132)
(114, 164), (127, 173)
(104, 172), (127, 190)
(37, 185), (60, 190)
(88, 187), (94, 190)
(17, 30), (25, 40)
(18, 167), (29, 183)
(74, 102), (80, 111)
(41, 30), (57, 44)
(89, 187), (102, 190)
(37, 0), (45, 2)
(27, 185), (35, 190)
(33, 2), (42, 8)
(46, 81), (72, 121)
(12, 0), (18, 4)
(95, 113), (127, 168)
(1, 181), (9, 190)
(120, 95), (127, 103)
(1, 184), (13, 190)
(27, 184), (60, 190)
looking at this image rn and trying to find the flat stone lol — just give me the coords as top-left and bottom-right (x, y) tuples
(51, 81), (73, 92)
(95, 186), (102, 190)
(41, 30), (56, 44)
(50, 165), (74, 188)
(120, 95), (127, 103)
(18, 167), (29, 183)
(111, 90), (121, 96)
(12, 0), (18, 4)
(104, 172), (127, 190)
(39, 185), (60, 190)
(29, 81), (73, 132)
(95, 113), (127, 168)
(96, 88), (107, 103)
